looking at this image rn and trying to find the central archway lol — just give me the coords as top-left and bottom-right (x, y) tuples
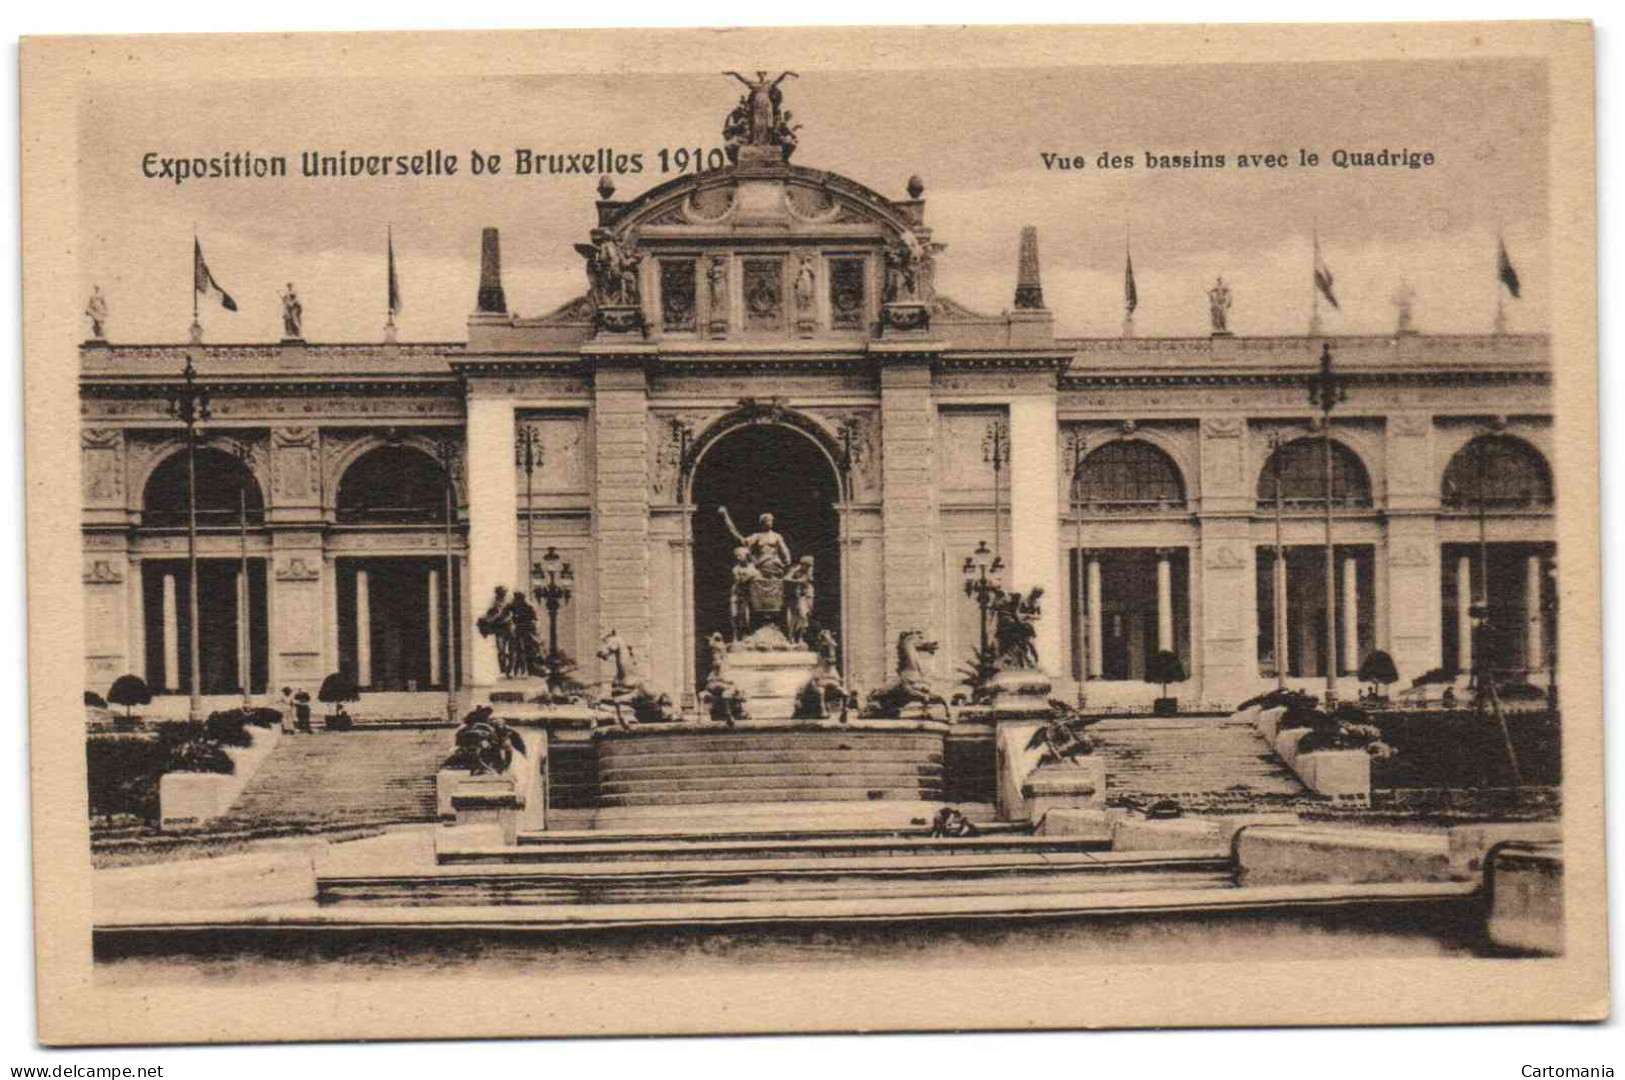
(689, 423), (842, 679)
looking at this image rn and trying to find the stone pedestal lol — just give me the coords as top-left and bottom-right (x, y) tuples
(727, 648), (819, 720)
(595, 304), (645, 335)
(1024, 758), (1107, 821)
(986, 667), (1054, 718)
(450, 775), (523, 845)
(880, 302), (930, 335)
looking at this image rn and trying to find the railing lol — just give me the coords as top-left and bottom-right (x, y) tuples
(1070, 498), (1189, 515)
(141, 509), (265, 529)
(1254, 496), (1374, 512)
(334, 505), (450, 525)
(1441, 495), (1555, 512)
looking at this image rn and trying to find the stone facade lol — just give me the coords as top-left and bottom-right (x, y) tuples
(78, 153), (1556, 716)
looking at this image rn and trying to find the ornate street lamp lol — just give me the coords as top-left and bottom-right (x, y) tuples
(983, 418), (1010, 562)
(962, 539), (1005, 662)
(515, 423), (543, 610)
(167, 356), (210, 722)
(534, 545), (575, 681)
(1306, 341), (1347, 706)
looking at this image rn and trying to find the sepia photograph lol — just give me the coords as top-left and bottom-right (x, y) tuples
(18, 18), (1605, 1046)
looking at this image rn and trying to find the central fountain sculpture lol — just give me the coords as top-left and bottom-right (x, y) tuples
(704, 505), (842, 720)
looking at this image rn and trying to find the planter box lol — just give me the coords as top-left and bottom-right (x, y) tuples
(1023, 758), (1106, 821)
(1298, 749), (1371, 801)
(1274, 727), (1308, 771)
(1152, 697), (1178, 716)
(158, 723), (281, 829)
(436, 768), (473, 821)
(1255, 707), (1287, 744)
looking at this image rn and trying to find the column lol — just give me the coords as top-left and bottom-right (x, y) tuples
(128, 558), (145, 690)
(428, 568), (442, 687)
(1341, 553), (1360, 675)
(1525, 554), (1544, 672)
(355, 568), (372, 687)
(1086, 552), (1104, 679)
(1456, 555), (1473, 674)
(1155, 549), (1174, 653)
(323, 554), (340, 684)
(1008, 395), (1062, 673)
(466, 395), (519, 686)
(162, 573), (179, 692)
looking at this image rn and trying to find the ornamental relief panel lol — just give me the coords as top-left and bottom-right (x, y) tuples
(647, 409), (721, 504)
(812, 407), (881, 501)
(514, 413), (589, 496)
(937, 408), (1009, 500)
(81, 393), (465, 422)
(271, 426), (320, 505)
(81, 429), (125, 507)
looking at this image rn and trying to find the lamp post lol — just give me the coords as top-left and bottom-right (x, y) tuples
(515, 423), (543, 607)
(534, 546), (575, 684)
(983, 418), (1010, 562)
(167, 356), (210, 723)
(1306, 341), (1347, 706)
(1065, 430), (1088, 693)
(962, 539), (1005, 663)
(433, 435), (460, 722)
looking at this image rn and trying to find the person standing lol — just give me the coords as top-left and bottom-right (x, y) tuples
(278, 686), (295, 734)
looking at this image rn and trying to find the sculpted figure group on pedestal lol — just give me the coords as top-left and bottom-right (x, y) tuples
(718, 506), (816, 648)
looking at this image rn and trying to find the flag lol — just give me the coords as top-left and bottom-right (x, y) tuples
(193, 238), (238, 312)
(1498, 238), (1522, 299)
(1124, 249), (1138, 316)
(387, 228), (403, 318)
(1313, 234), (1339, 310)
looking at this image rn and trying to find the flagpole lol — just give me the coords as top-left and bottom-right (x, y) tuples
(1309, 227), (1322, 337)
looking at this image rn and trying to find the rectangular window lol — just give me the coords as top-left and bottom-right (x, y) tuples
(829, 257), (866, 329)
(741, 258), (784, 331)
(659, 260), (697, 332)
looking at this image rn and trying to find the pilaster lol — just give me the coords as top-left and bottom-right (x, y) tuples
(588, 348), (656, 666)
(878, 353), (939, 674)
(1009, 394), (1062, 674)
(466, 393), (519, 687)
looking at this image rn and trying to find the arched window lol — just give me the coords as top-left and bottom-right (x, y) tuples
(1256, 437), (1373, 509)
(1073, 441), (1186, 511)
(1442, 435), (1553, 510)
(336, 445), (451, 523)
(142, 447), (264, 528)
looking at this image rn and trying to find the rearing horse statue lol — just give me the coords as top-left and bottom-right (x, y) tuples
(595, 629), (675, 730)
(863, 630), (954, 723)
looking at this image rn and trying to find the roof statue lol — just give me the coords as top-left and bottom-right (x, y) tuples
(723, 71), (801, 164)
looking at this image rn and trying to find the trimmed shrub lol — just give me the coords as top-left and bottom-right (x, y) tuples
(107, 674), (153, 721)
(84, 690), (108, 710)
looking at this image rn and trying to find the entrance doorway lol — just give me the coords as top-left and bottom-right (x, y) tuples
(689, 423), (842, 681)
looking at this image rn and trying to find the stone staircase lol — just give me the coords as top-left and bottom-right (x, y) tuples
(1091, 715), (1310, 811)
(320, 826), (1235, 908)
(593, 729), (945, 808)
(216, 729), (453, 830)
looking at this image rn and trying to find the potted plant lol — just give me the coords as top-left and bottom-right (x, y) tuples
(317, 671), (360, 731)
(1357, 649), (1400, 705)
(1146, 650), (1186, 716)
(444, 705), (527, 777)
(107, 674), (153, 726)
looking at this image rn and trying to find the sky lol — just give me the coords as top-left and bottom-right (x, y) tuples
(77, 59), (1549, 342)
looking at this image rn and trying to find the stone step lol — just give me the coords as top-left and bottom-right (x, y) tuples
(598, 733), (942, 756)
(596, 748), (943, 769)
(599, 771), (941, 796)
(599, 786), (942, 807)
(323, 860), (1233, 907)
(495, 832), (1115, 864)
(599, 761), (942, 782)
